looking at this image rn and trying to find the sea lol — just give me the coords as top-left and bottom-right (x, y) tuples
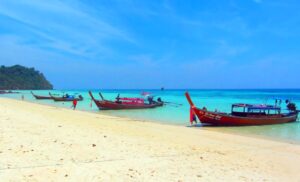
(2, 89), (300, 144)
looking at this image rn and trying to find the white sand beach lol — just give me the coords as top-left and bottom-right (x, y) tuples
(1, 98), (300, 181)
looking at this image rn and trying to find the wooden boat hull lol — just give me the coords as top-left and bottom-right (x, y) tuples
(31, 91), (52, 99)
(89, 91), (163, 110)
(185, 92), (298, 126)
(192, 108), (298, 126)
(49, 93), (83, 102)
(94, 100), (163, 110)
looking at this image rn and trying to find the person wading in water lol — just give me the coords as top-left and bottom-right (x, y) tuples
(72, 99), (78, 110)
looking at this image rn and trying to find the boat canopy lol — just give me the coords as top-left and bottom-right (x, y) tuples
(232, 103), (281, 112)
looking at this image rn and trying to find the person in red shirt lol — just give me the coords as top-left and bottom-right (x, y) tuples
(72, 99), (78, 110)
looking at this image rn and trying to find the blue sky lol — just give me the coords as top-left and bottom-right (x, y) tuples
(0, 0), (300, 89)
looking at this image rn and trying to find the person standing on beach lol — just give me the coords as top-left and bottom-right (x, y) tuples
(72, 99), (78, 110)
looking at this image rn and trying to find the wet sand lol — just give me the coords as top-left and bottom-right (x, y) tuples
(1, 98), (300, 181)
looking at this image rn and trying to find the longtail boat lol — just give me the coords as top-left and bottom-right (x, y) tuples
(31, 91), (52, 99)
(185, 92), (298, 126)
(89, 91), (163, 110)
(0, 90), (19, 94)
(49, 92), (83, 102)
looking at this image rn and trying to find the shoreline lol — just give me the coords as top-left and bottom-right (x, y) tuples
(4, 96), (300, 145)
(1, 97), (300, 181)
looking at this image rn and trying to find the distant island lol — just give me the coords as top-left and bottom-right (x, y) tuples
(0, 65), (53, 90)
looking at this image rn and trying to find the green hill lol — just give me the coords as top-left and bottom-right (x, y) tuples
(0, 65), (53, 90)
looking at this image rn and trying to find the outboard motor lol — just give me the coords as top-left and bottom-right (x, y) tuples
(157, 97), (162, 103)
(287, 102), (297, 112)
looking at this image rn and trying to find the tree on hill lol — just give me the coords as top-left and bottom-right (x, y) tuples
(0, 65), (53, 90)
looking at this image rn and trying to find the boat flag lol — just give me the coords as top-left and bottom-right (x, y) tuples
(190, 107), (197, 124)
(90, 99), (93, 108)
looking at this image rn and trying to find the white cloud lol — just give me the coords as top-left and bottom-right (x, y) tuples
(0, 0), (135, 59)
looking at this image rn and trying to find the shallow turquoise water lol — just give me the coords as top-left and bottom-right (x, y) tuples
(2, 89), (300, 143)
